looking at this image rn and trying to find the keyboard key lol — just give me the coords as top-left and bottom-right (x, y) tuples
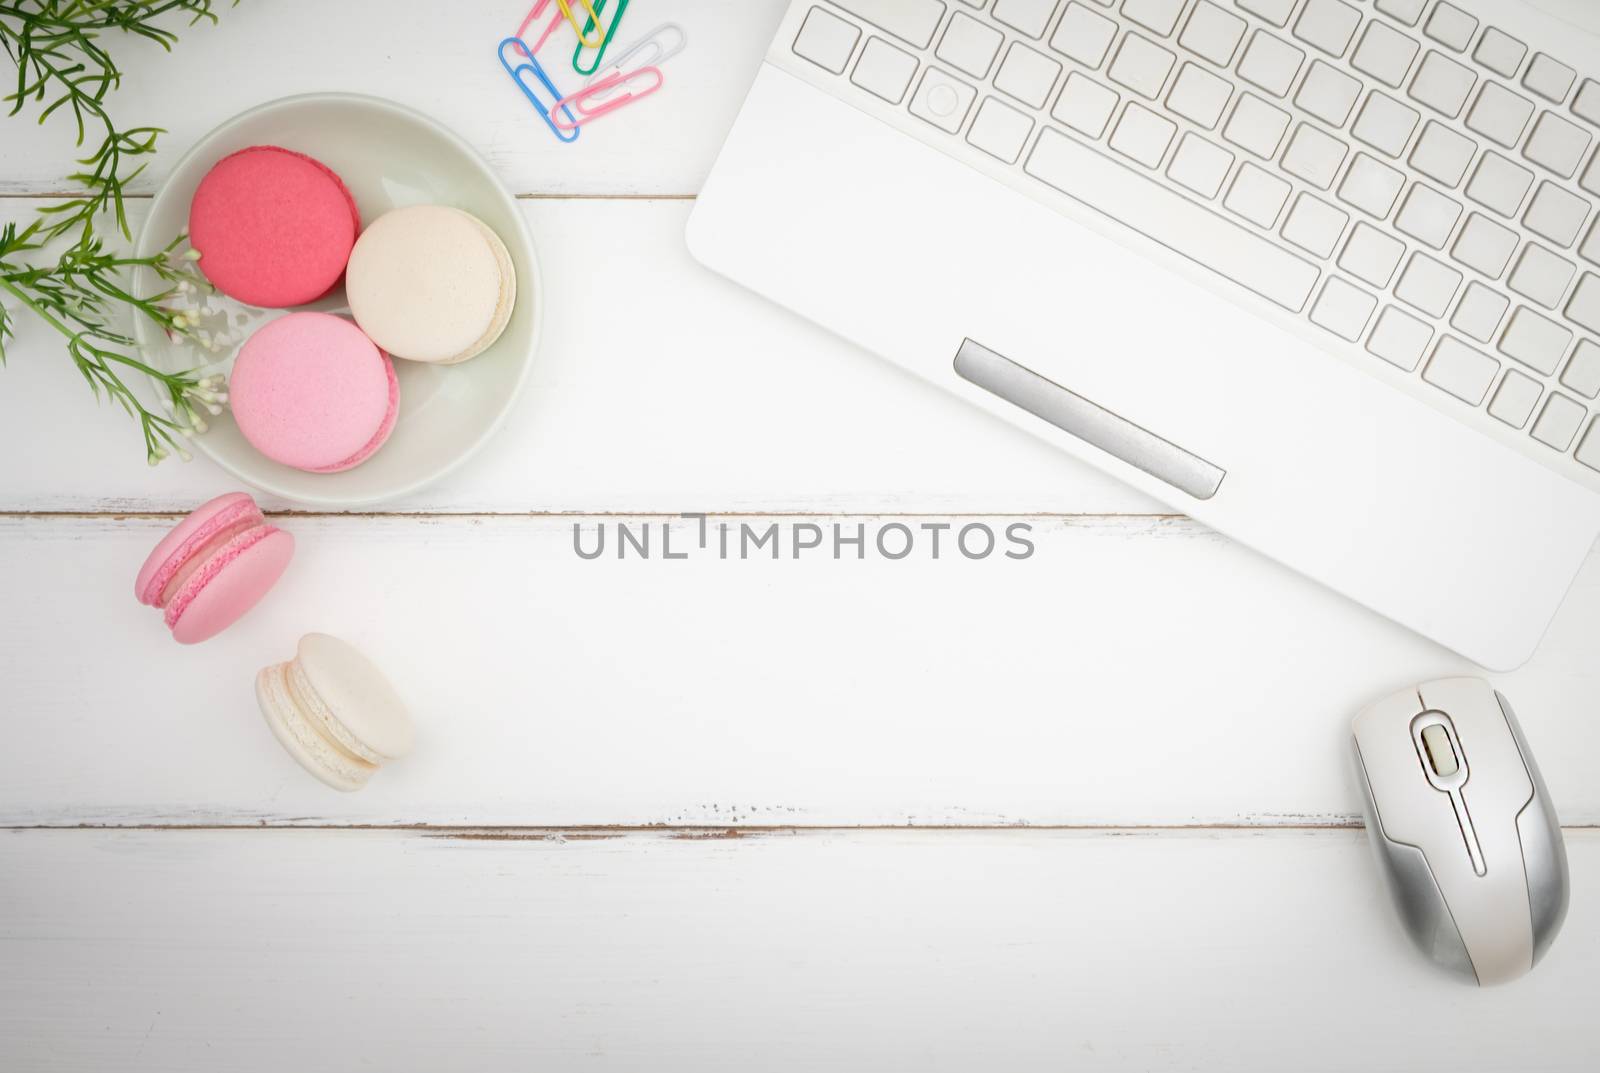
(1353, 92), (1420, 158)
(1123, 0), (1187, 37)
(1499, 307), (1573, 374)
(1395, 252), (1463, 317)
(995, 43), (1063, 108)
(793, 7), (859, 74)
(1052, 71), (1120, 137)
(1453, 282), (1511, 342)
(1375, 0), (1427, 27)
(1050, 2), (1117, 68)
(1223, 93), (1290, 158)
(1408, 51), (1476, 118)
(1585, 155), (1600, 199)
(1237, 0), (1296, 28)
(1563, 339), (1600, 399)
(968, 96), (1036, 163)
(1569, 273), (1600, 333)
(1509, 244), (1577, 309)
(1296, 60), (1362, 127)
(1352, 22), (1420, 89)
(1532, 393), (1587, 450)
(1282, 124), (1348, 189)
(852, 38), (919, 103)
(938, 12), (1005, 78)
(1579, 419), (1600, 472)
(1465, 152), (1533, 218)
(1167, 63), (1235, 129)
(1282, 193), (1350, 258)
(1293, 0), (1361, 58)
(1575, 81), (1600, 127)
(831, 0), (946, 49)
(1311, 276), (1378, 340)
(1585, 218), (1600, 266)
(993, 0), (1059, 38)
(1451, 213), (1520, 277)
(1238, 30), (1304, 98)
(1425, 337), (1499, 405)
(1168, 132), (1236, 198)
(1423, 3), (1477, 53)
(1340, 222), (1406, 287)
(1467, 82), (1535, 148)
(1109, 34), (1177, 99)
(1025, 126), (1322, 310)
(1368, 305), (1434, 369)
(1395, 184), (1462, 249)
(1489, 370), (1543, 428)
(909, 67), (978, 133)
(1180, 2), (1246, 67)
(1523, 112), (1593, 179)
(1523, 183), (1591, 248)
(1408, 123), (1475, 189)
(1338, 153), (1406, 218)
(1474, 29), (1527, 79)
(1524, 54), (1577, 105)
(1110, 102), (1178, 167)
(1225, 162), (1292, 228)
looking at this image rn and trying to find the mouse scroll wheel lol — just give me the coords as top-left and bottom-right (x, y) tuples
(1420, 723), (1460, 778)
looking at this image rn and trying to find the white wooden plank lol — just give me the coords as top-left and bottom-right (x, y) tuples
(0, 0), (784, 198)
(3, 828), (1598, 1071)
(0, 197), (1154, 514)
(5, 513), (1598, 827)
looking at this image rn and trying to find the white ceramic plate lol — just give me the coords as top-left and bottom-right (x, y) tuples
(135, 93), (540, 507)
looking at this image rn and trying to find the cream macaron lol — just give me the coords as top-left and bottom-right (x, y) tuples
(345, 204), (516, 365)
(256, 633), (415, 791)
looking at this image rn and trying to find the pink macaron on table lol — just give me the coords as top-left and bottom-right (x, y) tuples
(131, 94), (541, 508)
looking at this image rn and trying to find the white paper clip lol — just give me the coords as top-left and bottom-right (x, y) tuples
(583, 23), (686, 100)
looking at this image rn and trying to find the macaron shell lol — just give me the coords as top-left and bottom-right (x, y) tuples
(188, 146), (359, 308)
(230, 313), (397, 473)
(309, 349), (399, 473)
(256, 663), (373, 792)
(168, 528), (295, 644)
(431, 214), (517, 365)
(295, 633), (416, 761)
(345, 205), (513, 364)
(135, 491), (259, 605)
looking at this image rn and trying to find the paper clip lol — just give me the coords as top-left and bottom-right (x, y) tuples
(499, 37), (581, 143)
(550, 65), (663, 132)
(513, 0), (567, 54)
(571, 0), (630, 77)
(584, 23), (686, 101)
(556, 0), (607, 50)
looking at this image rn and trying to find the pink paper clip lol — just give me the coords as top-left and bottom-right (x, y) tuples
(514, 0), (567, 54)
(549, 66), (664, 131)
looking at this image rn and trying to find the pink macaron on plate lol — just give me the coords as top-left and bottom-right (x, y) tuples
(131, 94), (541, 507)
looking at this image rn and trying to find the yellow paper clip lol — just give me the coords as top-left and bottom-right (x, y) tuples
(556, 0), (607, 50)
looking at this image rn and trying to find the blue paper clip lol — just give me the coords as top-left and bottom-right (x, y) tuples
(498, 37), (580, 143)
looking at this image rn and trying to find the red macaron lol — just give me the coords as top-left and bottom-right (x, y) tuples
(188, 146), (360, 308)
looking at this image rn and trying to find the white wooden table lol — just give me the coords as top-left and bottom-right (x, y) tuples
(2, 3), (1598, 1069)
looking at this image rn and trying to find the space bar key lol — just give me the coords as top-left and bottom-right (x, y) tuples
(1023, 128), (1319, 313)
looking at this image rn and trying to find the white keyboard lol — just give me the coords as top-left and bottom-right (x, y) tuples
(784, 0), (1600, 480)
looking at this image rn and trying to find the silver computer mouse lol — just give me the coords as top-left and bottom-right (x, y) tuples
(1351, 677), (1569, 986)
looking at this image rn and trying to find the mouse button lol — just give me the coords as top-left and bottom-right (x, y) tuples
(1351, 687), (1426, 759)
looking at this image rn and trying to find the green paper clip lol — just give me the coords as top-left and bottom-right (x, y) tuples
(571, 0), (630, 77)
